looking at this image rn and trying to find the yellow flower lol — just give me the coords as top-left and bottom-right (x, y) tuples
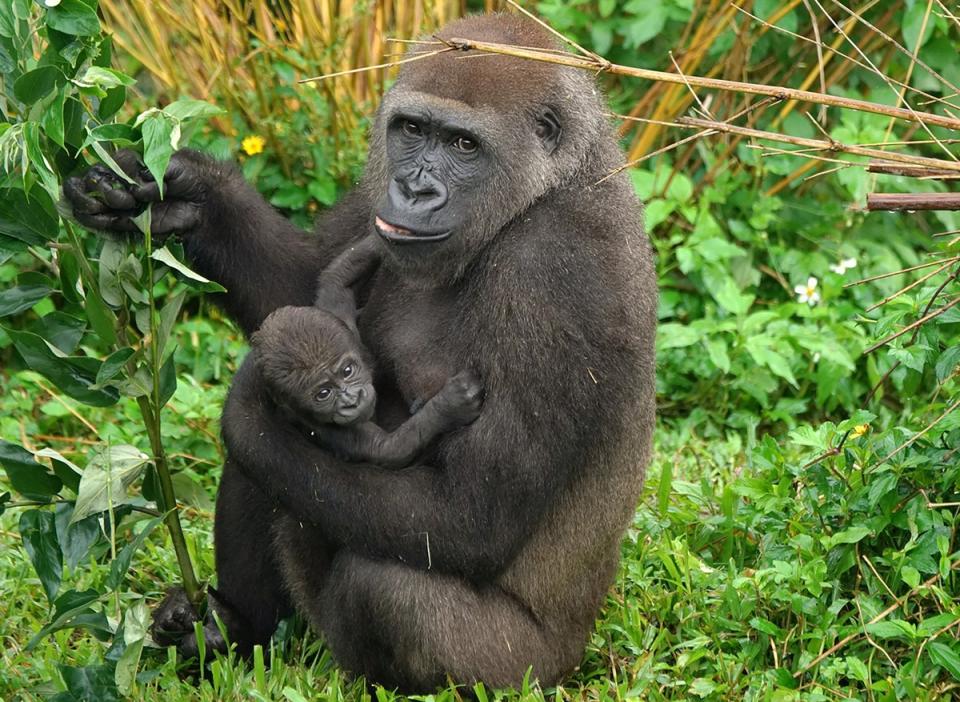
(851, 423), (869, 438)
(241, 135), (266, 156)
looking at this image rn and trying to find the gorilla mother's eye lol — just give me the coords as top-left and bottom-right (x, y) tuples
(401, 120), (422, 137)
(452, 136), (478, 153)
(316, 387), (333, 402)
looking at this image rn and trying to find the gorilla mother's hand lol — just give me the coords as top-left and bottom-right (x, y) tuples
(63, 149), (211, 238)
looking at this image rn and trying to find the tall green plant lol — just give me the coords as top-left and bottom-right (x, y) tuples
(1, 0), (221, 694)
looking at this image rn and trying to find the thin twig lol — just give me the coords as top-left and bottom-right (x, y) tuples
(439, 36), (960, 132)
(863, 296), (960, 354)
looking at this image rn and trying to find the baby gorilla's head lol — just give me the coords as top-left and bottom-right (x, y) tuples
(252, 306), (376, 426)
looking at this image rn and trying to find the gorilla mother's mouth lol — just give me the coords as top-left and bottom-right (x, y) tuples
(375, 216), (451, 245)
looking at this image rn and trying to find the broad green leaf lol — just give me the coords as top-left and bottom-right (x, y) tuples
(929, 641), (960, 681)
(657, 322), (701, 349)
(162, 98), (224, 121)
(26, 588), (107, 650)
(902, 2), (936, 54)
(95, 347), (136, 386)
(54, 502), (101, 571)
(0, 283), (51, 317)
(45, 0), (100, 36)
(23, 122), (60, 201)
(106, 518), (160, 590)
(58, 665), (122, 702)
(713, 277), (754, 316)
(0, 439), (63, 499)
(5, 328), (120, 406)
(115, 600), (149, 695)
(19, 509), (63, 603)
(83, 286), (119, 346)
(0, 187), (59, 244)
(826, 526), (871, 547)
(158, 349), (177, 405)
(35, 447), (82, 493)
(75, 66), (135, 90)
(71, 445), (151, 523)
(30, 311), (85, 355)
(141, 114), (175, 198)
(40, 86), (67, 147)
(13, 65), (59, 105)
(151, 246), (225, 290)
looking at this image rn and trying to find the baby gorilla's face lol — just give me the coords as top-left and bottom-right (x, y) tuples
(309, 354), (376, 426)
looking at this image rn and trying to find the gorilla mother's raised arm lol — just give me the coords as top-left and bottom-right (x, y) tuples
(64, 149), (365, 335)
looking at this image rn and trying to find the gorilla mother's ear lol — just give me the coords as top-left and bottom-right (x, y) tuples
(535, 106), (562, 155)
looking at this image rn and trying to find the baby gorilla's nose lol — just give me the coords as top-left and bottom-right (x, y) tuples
(340, 387), (363, 408)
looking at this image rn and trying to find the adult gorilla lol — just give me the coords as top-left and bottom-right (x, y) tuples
(66, 14), (656, 690)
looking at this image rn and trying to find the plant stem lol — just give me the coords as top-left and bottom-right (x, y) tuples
(140, 217), (201, 604)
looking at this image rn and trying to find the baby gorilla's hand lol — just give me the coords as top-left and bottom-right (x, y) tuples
(436, 370), (484, 426)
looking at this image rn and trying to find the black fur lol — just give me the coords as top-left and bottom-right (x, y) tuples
(65, 13), (656, 691)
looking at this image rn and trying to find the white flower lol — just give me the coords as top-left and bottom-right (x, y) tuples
(44, 0), (62, 6)
(829, 258), (857, 275)
(795, 276), (821, 305)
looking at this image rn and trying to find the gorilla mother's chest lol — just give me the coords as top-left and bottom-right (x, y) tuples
(359, 284), (461, 405)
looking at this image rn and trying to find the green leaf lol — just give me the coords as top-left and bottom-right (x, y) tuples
(902, 2), (935, 54)
(95, 347), (136, 386)
(75, 66), (136, 90)
(158, 349), (177, 405)
(54, 503), (101, 571)
(83, 286), (119, 346)
(140, 114), (176, 198)
(162, 98), (224, 121)
(929, 641), (960, 681)
(23, 121), (60, 201)
(151, 246), (225, 290)
(71, 445), (151, 523)
(713, 277), (754, 316)
(19, 509), (63, 603)
(705, 338), (731, 373)
(30, 311), (86, 355)
(26, 588), (107, 650)
(0, 187), (59, 244)
(745, 336), (798, 387)
(0, 283), (51, 317)
(115, 601), (149, 695)
(826, 526), (871, 547)
(45, 0), (101, 36)
(36, 447), (82, 494)
(58, 665), (122, 702)
(0, 439), (63, 500)
(106, 518), (160, 590)
(13, 65), (59, 105)
(5, 328), (120, 406)
(657, 322), (701, 349)
(40, 86), (67, 148)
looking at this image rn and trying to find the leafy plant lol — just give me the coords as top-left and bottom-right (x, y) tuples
(1, 0), (225, 695)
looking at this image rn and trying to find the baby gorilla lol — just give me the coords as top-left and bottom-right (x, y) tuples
(251, 241), (482, 468)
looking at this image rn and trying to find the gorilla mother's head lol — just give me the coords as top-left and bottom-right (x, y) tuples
(362, 14), (613, 280)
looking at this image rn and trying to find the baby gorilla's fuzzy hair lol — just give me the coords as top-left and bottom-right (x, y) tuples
(250, 305), (361, 415)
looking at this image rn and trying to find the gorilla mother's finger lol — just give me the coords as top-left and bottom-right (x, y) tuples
(74, 211), (143, 235)
(63, 176), (109, 215)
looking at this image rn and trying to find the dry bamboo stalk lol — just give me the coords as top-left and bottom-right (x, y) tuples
(866, 193), (960, 211)
(442, 37), (960, 133)
(671, 116), (960, 172)
(867, 162), (959, 178)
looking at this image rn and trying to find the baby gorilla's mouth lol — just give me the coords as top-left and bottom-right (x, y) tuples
(374, 216), (451, 245)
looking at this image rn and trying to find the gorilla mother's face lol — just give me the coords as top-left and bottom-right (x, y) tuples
(374, 102), (490, 249)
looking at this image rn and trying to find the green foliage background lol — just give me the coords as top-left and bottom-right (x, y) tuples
(2, 0), (960, 700)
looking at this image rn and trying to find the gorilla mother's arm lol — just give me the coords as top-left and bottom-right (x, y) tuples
(65, 149), (365, 336)
(222, 356), (594, 583)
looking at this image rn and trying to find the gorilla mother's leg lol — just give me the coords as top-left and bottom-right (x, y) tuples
(210, 460), (296, 653)
(310, 553), (583, 691)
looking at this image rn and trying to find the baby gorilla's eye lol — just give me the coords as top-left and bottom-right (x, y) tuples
(452, 136), (477, 153)
(342, 363), (355, 379)
(316, 387), (332, 402)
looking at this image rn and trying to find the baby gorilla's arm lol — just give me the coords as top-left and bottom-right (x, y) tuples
(314, 371), (483, 469)
(314, 236), (382, 334)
